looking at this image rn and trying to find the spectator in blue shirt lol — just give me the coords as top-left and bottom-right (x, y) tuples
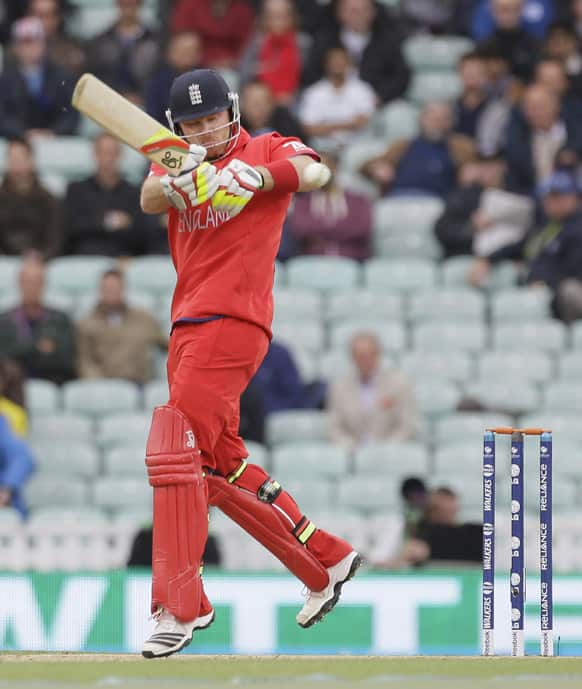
(253, 340), (305, 414)
(0, 415), (35, 518)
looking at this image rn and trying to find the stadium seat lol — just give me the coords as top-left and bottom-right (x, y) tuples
(125, 256), (176, 297)
(409, 288), (485, 323)
(326, 289), (402, 324)
(477, 351), (554, 384)
(63, 379), (140, 418)
(518, 412), (582, 444)
(430, 473), (483, 508)
(244, 441), (269, 469)
(0, 255), (20, 293)
(374, 197), (444, 236)
(338, 138), (381, 175)
(415, 379), (462, 418)
(407, 71), (462, 105)
(24, 379), (60, 415)
(375, 225), (442, 259)
(143, 380), (168, 410)
(318, 349), (396, 382)
(440, 257), (519, 290)
(43, 288), (76, 313)
(274, 260), (286, 287)
(310, 509), (371, 555)
(558, 352), (582, 380)
(373, 99), (420, 142)
(286, 256), (360, 293)
(97, 412), (151, 449)
(69, 4), (158, 40)
(290, 348), (318, 383)
(463, 379), (541, 414)
(103, 444), (145, 476)
(47, 256), (114, 296)
(434, 412), (514, 444)
(337, 476), (401, 512)
(490, 287), (552, 321)
(330, 320), (406, 353)
(525, 476), (577, 511)
(282, 479), (334, 512)
(570, 322), (582, 349)
(266, 410), (329, 446)
(272, 443), (350, 480)
(399, 350), (474, 384)
(121, 147), (148, 184)
(543, 382), (582, 412)
(353, 442), (429, 479)
(364, 258), (438, 293)
(32, 137), (93, 180)
(273, 288), (322, 322)
(30, 413), (92, 443)
(40, 173), (67, 198)
(272, 321), (325, 353)
(413, 322), (486, 352)
(93, 477), (151, 511)
(492, 321), (568, 353)
(29, 442), (99, 478)
(434, 441), (485, 477)
(25, 476), (89, 510)
(404, 35), (474, 71)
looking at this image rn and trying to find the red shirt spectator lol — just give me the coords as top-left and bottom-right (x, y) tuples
(171, 0), (254, 69)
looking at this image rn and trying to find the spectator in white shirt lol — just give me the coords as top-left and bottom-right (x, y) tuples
(298, 45), (377, 148)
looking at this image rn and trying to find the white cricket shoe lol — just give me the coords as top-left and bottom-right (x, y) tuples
(296, 551), (363, 628)
(142, 607), (215, 659)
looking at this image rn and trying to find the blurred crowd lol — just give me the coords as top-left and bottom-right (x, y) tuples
(2, 0), (582, 567)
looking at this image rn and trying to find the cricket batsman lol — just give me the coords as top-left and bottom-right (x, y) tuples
(139, 68), (362, 659)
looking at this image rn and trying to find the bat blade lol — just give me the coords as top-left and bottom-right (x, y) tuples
(72, 73), (189, 176)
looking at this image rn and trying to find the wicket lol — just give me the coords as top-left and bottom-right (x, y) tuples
(481, 427), (553, 657)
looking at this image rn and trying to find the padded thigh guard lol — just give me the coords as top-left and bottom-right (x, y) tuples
(207, 465), (329, 592)
(146, 405), (207, 621)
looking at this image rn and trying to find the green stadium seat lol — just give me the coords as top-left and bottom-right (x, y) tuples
(44, 288), (76, 313)
(570, 322), (582, 348)
(478, 351), (554, 384)
(244, 441), (269, 468)
(103, 444), (145, 476)
(413, 322), (486, 352)
(434, 441), (484, 476)
(407, 71), (462, 104)
(330, 321), (406, 353)
(463, 380), (541, 414)
(415, 378), (462, 418)
(490, 288), (552, 321)
(63, 379), (140, 418)
(440, 257), (519, 290)
(274, 260), (286, 287)
(272, 443), (350, 480)
(543, 382), (582, 412)
(373, 99), (420, 141)
(29, 442), (99, 478)
(374, 197), (444, 235)
(290, 348), (318, 383)
(430, 473), (483, 508)
(121, 147), (148, 184)
(282, 479), (333, 512)
(353, 442), (429, 479)
(266, 410), (329, 446)
(24, 379), (60, 415)
(400, 351), (474, 383)
(409, 288), (485, 323)
(404, 35), (474, 71)
(47, 256), (114, 296)
(30, 413), (92, 443)
(143, 380), (168, 410)
(286, 256), (360, 292)
(0, 256), (20, 292)
(558, 352), (582, 380)
(375, 226), (442, 259)
(93, 477), (151, 511)
(518, 413), (582, 444)
(525, 475), (577, 511)
(69, 4), (158, 40)
(32, 137), (93, 180)
(493, 322), (568, 353)
(434, 412), (513, 443)
(25, 476), (89, 510)
(337, 476), (400, 512)
(272, 321), (325, 353)
(97, 412), (150, 449)
(273, 288), (322, 322)
(125, 256), (176, 297)
(338, 138), (382, 174)
(326, 289), (402, 323)
(318, 349), (396, 381)
(27, 506), (108, 529)
(40, 173), (67, 198)
(364, 258), (438, 293)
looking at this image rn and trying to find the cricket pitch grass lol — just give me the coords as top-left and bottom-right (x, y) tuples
(2, 655), (582, 689)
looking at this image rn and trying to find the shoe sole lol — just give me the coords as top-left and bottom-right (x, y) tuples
(298, 553), (363, 629)
(142, 611), (215, 659)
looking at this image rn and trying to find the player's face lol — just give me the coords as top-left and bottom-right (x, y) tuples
(180, 110), (232, 160)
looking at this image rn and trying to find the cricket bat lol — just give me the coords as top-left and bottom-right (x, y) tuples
(72, 73), (189, 176)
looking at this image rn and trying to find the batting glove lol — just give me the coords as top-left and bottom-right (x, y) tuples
(161, 162), (220, 212)
(211, 159), (264, 218)
(181, 144), (207, 172)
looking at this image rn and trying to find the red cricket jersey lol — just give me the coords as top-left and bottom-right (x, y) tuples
(150, 128), (318, 338)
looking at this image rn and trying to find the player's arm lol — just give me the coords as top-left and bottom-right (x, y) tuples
(255, 155), (330, 193)
(141, 175), (171, 214)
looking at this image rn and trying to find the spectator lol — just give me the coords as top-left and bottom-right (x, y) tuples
(170, 0), (254, 69)
(471, 0), (554, 41)
(87, 0), (159, 101)
(28, 0), (86, 75)
(400, 0), (455, 33)
(77, 268), (167, 384)
(400, 477), (428, 539)
(544, 22), (582, 101)
(0, 415), (35, 519)
(0, 138), (63, 257)
(0, 16), (78, 139)
(64, 133), (144, 256)
(360, 102), (475, 199)
(240, 80), (304, 139)
(239, 379), (265, 443)
(572, 0), (582, 40)
(145, 32), (202, 124)
(0, 255), (76, 384)
(453, 52), (491, 139)
(0, 1), (25, 44)
(533, 58), (582, 123)
(298, 45), (377, 148)
(477, 0), (541, 82)
(504, 85), (582, 194)
(0, 359), (27, 437)
(288, 150), (372, 260)
(328, 332), (418, 451)
(239, 0), (301, 105)
(253, 340), (305, 414)
(128, 527), (222, 567)
(302, 0), (410, 104)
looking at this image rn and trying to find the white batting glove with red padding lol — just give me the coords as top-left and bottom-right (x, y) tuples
(181, 144), (208, 173)
(161, 162), (220, 212)
(211, 159), (264, 218)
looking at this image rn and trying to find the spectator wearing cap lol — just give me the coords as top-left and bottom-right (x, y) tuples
(240, 80), (304, 139)
(0, 16), (78, 139)
(170, 0), (254, 69)
(0, 415), (35, 519)
(87, 0), (159, 101)
(360, 102), (475, 200)
(288, 150), (373, 260)
(544, 22), (582, 101)
(0, 138), (63, 258)
(302, 0), (410, 105)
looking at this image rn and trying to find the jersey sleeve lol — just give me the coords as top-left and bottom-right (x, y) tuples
(268, 133), (320, 163)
